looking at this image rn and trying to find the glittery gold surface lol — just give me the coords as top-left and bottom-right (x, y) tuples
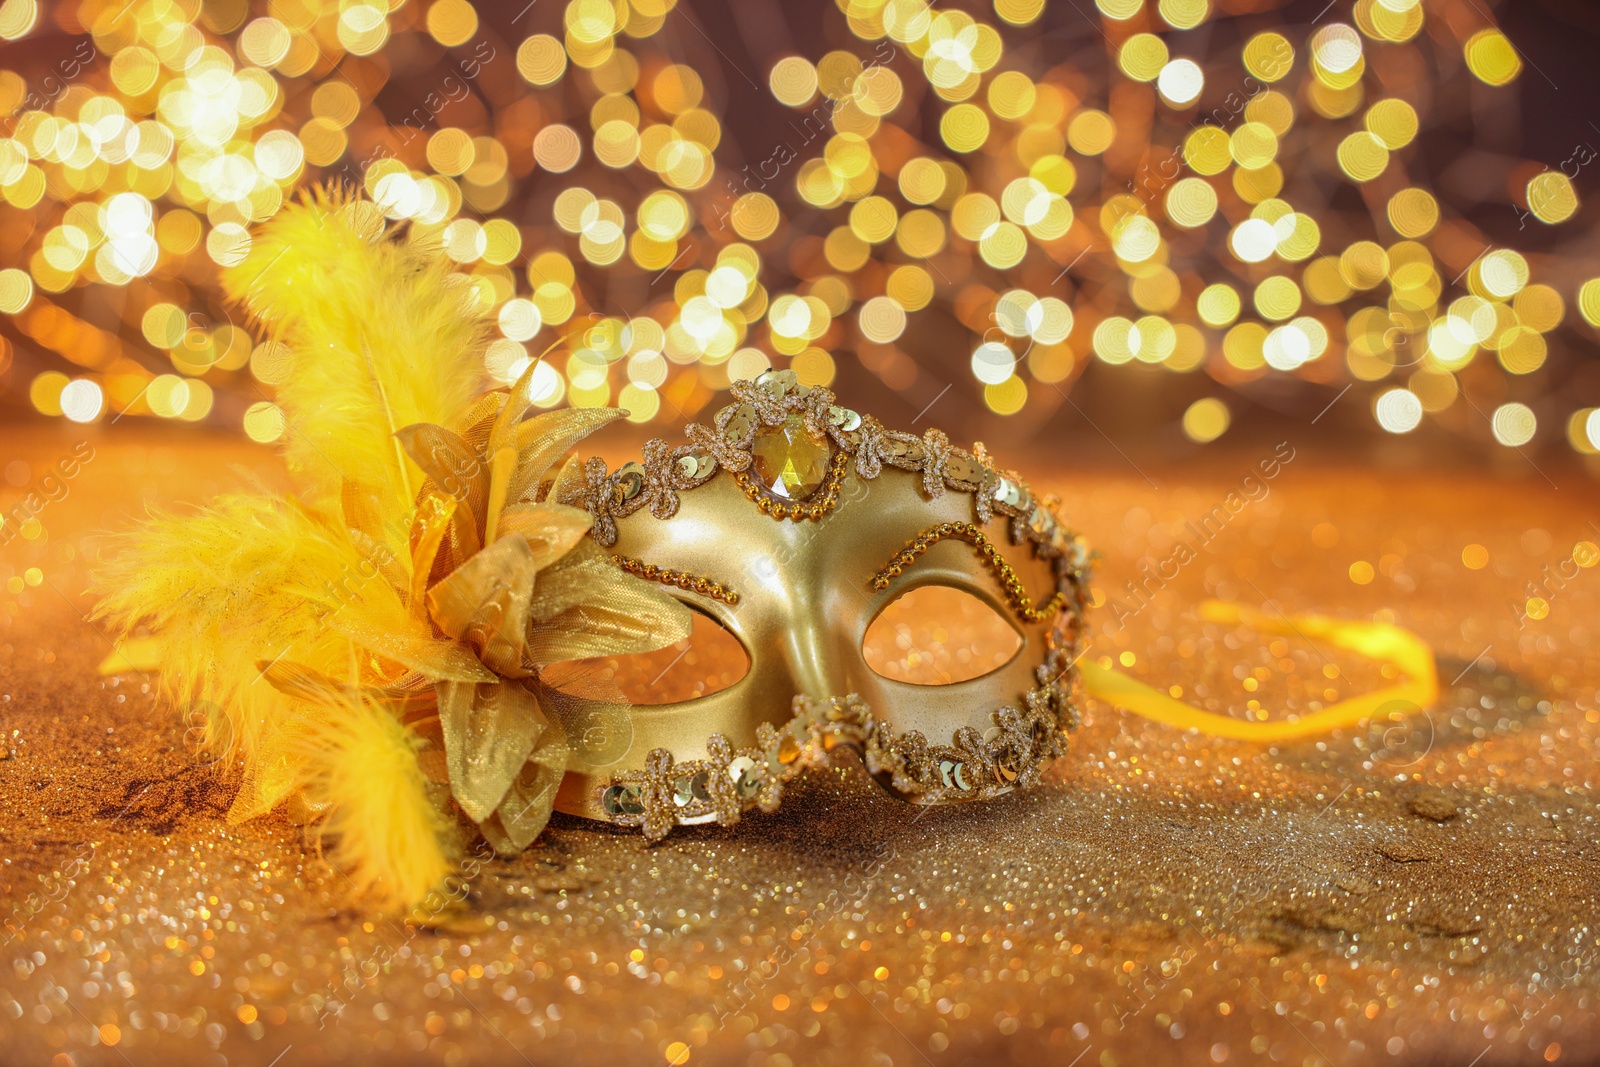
(4, 424), (1599, 1066)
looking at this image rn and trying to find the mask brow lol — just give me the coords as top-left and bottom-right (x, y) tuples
(870, 521), (1064, 625)
(611, 553), (740, 606)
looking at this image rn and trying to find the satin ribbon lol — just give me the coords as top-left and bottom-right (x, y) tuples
(1079, 600), (1438, 742)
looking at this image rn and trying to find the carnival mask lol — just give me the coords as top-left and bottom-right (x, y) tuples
(549, 369), (1093, 839)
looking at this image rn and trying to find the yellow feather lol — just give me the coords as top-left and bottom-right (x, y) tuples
(222, 188), (489, 542)
(90, 493), (379, 762)
(292, 692), (458, 911)
(91, 189), (548, 911)
(93, 497), (464, 908)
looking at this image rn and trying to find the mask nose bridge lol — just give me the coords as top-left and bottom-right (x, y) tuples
(765, 537), (875, 704)
(777, 595), (855, 702)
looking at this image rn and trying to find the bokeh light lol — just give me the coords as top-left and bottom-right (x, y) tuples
(1181, 397), (1229, 443)
(0, 0), (1587, 464)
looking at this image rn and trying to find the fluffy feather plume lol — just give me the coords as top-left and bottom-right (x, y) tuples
(90, 493), (371, 765)
(222, 190), (488, 540)
(94, 189), (691, 912)
(293, 692), (459, 912)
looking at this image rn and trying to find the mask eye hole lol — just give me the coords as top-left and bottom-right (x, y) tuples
(542, 609), (749, 706)
(864, 585), (1022, 686)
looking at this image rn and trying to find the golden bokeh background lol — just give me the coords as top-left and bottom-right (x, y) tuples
(0, 0), (1597, 458)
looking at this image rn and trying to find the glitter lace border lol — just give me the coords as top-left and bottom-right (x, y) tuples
(559, 371), (1091, 579)
(595, 644), (1084, 841)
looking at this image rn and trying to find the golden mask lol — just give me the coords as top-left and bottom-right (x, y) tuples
(548, 370), (1093, 839)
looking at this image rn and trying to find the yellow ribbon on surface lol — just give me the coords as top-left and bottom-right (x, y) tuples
(1079, 600), (1438, 742)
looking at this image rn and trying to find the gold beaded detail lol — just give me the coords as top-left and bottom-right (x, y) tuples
(732, 448), (851, 521)
(612, 554), (740, 605)
(871, 522), (1067, 624)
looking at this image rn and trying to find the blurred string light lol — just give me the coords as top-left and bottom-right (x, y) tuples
(0, 0), (1593, 457)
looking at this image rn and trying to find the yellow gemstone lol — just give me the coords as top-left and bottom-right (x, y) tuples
(751, 415), (831, 501)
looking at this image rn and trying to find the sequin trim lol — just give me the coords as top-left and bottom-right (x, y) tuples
(596, 644), (1084, 841)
